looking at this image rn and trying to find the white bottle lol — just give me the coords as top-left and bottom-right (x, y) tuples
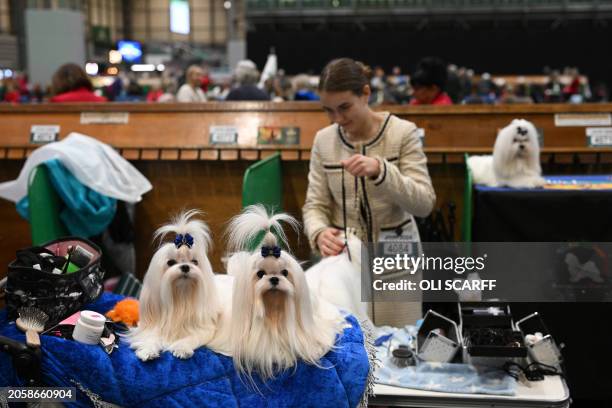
(72, 310), (106, 345)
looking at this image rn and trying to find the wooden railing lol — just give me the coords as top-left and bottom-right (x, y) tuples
(1, 102), (611, 276)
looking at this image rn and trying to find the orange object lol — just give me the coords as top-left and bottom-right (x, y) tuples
(106, 298), (140, 327)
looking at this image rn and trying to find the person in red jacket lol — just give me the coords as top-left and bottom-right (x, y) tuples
(409, 57), (453, 106)
(146, 83), (164, 102)
(50, 63), (107, 103)
(2, 79), (20, 103)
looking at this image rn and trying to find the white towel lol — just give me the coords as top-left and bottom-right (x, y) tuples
(0, 133), (152, 203)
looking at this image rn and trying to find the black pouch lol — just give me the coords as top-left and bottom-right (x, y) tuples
(5, 237), (105, 327)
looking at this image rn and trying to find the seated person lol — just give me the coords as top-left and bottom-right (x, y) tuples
(225, 60), (269, 101)
(176, 65), (207, 102)
(409, 57), (453, 106)
(50, 63), (107, 103)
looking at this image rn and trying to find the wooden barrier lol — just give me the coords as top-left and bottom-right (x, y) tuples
(1, 102), (611, 278)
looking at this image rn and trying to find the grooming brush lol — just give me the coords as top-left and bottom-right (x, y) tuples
(16, 307), (49, 348)
(391, 344), (415, 368)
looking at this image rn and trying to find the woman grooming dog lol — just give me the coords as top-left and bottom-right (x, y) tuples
(303, 57), (436, 326)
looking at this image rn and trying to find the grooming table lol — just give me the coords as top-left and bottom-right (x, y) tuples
(372, 374), (570, 407)
(471, 175), (612, 404)
(0, 293), (372, 407)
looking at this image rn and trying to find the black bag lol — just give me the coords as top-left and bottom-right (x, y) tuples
(5, 237), (105, 327)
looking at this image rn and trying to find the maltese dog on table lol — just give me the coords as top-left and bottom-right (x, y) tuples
(305, 228), (371, 326)
(468, 119), (545, 188)
(129, 210), (222, 361)
(223, 205), (344, 382)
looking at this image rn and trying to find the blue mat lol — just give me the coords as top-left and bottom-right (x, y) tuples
(476, 175), (612, 192)
(0, 293), (371, 407)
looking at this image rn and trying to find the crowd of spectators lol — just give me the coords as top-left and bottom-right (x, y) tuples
(1, 58), (608, 105)
(368, 61), (607, 105)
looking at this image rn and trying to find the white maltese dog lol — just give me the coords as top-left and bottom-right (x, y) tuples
(468, 119), (545, 188)
(305, 228), (372, 325)
(129, 210), (222, 361)
(224, 205), (344, 382)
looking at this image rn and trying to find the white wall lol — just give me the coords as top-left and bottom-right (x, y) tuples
(25, 9), (86, 86)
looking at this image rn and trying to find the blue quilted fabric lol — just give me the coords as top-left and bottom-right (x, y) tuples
(0, 293), (370, 407)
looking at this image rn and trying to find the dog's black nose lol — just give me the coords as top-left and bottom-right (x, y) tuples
(519, 144), (525, 150)
(269, 277), (279, 286)
(180, 264), (190, 273)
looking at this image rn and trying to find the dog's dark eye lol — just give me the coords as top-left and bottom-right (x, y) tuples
(192, 259), (198, 265)
(256, 270), (266, 279)
(281, 269), (288, 277)
(167, 259), (177, 267)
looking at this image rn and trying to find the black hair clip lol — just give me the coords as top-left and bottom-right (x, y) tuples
(517, 126), (528, 136)
(174, 233), (194, 249)
(261, 245), (281, 258)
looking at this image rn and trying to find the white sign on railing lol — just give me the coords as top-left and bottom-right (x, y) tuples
(209, 126), (238, 144)
(30, 125), (60, 144)
(586, 127), (612, 147)
(555, 113), (611, 127)
(80, 112), (129, 124)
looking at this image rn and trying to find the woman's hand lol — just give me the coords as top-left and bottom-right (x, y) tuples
(341, 154), (380, 178)
(316, 227), (345, 257)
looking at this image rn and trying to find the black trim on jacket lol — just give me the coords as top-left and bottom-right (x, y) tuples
(380, 218), (413, 231)
(323, 164), (344, 170)
(374, 160), (387, 186)
(336, 113), (392, 150)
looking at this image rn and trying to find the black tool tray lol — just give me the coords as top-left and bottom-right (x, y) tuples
(460, 302), (527, 358)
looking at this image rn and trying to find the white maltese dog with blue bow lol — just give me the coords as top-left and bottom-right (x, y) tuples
(221, 205), (344, 382)
(129, 210), (223, 361)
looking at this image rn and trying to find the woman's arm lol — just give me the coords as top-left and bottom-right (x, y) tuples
(371, 125), (436, 217)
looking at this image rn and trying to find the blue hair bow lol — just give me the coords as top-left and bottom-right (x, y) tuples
(174, 233), (194, 249)
(261, 245), (281, 258)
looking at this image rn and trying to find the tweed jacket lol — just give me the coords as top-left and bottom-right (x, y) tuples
(303, 113), (436, 251)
